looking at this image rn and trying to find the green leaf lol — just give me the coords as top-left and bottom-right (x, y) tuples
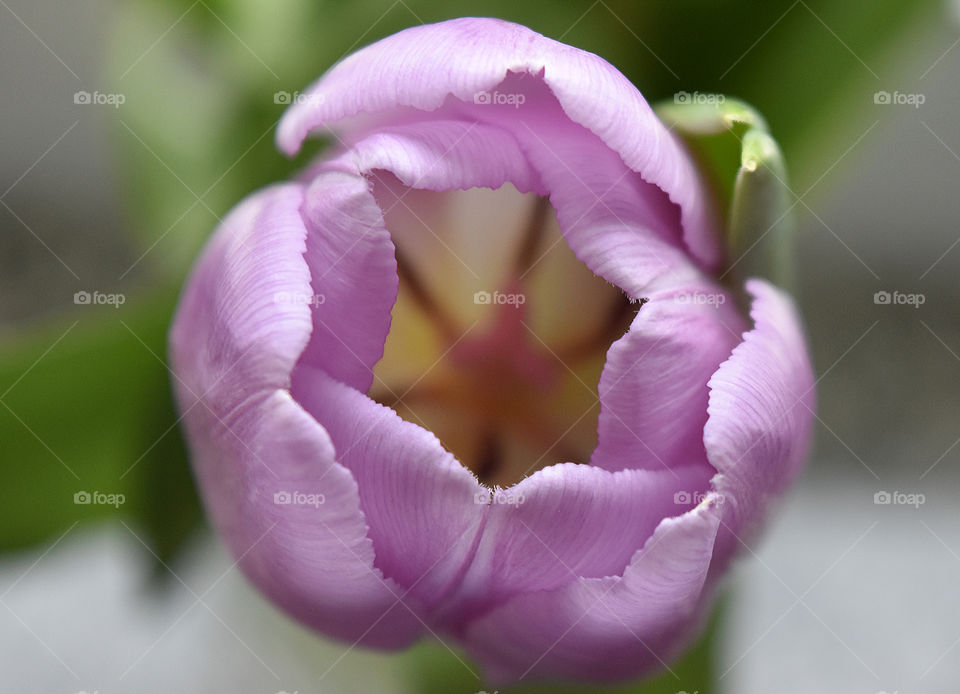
(0, 288), (202, 568)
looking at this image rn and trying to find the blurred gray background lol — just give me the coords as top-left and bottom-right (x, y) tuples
(1, 0), (958, 692)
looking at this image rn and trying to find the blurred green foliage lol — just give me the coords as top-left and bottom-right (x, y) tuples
(106, 0), (940, 269)
(0, 287), (200, 571)
(0, 0), (941, 688)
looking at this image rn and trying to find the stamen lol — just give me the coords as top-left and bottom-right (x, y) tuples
(555, 295), (641, 363)
(394, 246), (461, 341)
(513, 196), (553, 277)
(473, 429), (503, 484)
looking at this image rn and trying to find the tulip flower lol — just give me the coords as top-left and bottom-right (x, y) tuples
(170, 17), (814, 685)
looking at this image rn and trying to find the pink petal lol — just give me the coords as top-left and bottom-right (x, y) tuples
(309, 79), (695, 296)
(460, 73), (697, 296)
(323, 118), (544, 194)
(458, 281), (814, 682)
(314, 106), (696, 297)
(463, 500), (722, 684)
(170, 183), (312, 401)
(170, 20), (815, 679)
(591, 279), (746, 473)
(278, 17), (721, 275)
(170, 185), (423, 647)
(296, 170), (398, 392)
(441, 462), (713, 628)
(291, 364), (488, 613)
(705, 278), (816, 561)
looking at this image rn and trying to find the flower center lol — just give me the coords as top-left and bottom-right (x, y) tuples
(369, 176), (633, 488)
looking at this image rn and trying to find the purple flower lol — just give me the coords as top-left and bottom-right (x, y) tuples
(170, 17), (815, 685)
